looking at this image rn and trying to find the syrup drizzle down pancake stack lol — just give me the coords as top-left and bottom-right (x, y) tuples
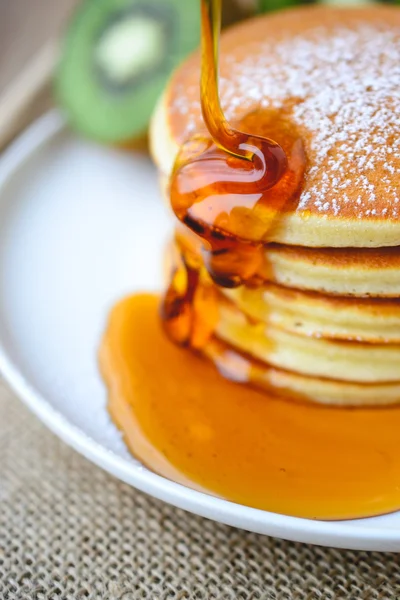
(151, 5), (400, 406)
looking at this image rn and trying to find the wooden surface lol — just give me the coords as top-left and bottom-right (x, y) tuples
(0, 0), (79, 147)
(0, 0), (78, 93)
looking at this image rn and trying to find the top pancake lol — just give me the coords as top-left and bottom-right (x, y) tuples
(150, 5), (400, 248)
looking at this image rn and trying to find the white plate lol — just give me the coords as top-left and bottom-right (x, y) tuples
(1, 111), (400, 552)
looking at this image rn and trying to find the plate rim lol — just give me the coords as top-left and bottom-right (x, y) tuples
(0, 110), (399, 552)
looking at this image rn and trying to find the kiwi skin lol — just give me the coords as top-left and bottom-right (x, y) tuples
(55, 0), (201, 145)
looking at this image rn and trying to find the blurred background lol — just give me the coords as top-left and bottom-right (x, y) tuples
(0, 0), (77, 146)
(0, 0), (76, 93)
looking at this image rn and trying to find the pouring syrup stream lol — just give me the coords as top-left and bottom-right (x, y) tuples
(162, 0), (305, 346)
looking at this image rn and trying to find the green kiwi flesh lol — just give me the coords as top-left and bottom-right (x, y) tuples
(56, 0), (200, 143)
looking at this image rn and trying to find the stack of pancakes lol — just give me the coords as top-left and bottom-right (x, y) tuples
(150, 5), (400, 406)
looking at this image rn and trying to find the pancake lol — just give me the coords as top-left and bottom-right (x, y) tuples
(169, 235), (400, 343)
(174, 223), (400, 298)
(150, 6), (400, 248)
(222, 284), (400, 344)
(216, 301), (400, 384)
(204, 338), (400, 406)
(167, 241), (400, 377)
(260, 244), (400, 298)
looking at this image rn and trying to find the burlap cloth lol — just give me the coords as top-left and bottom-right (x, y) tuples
(0, 381), (399, 599)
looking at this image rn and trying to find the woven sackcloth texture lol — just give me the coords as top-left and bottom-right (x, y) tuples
(1, 382), (400, 600)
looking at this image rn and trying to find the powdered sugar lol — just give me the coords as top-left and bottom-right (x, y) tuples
(171, 20), (400, 220)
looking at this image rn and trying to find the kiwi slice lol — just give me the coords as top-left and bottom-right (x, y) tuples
(56, 0), (200, 143)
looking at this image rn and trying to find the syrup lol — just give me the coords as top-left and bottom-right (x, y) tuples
(100, 0), (400, 520)
(163, 0), (306, 346)
(101, 295), (400, 520)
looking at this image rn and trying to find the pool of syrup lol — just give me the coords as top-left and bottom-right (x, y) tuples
(101, 294), (400, 520)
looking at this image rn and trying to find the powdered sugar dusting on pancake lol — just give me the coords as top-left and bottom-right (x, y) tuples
(170, 14), (400, 221)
